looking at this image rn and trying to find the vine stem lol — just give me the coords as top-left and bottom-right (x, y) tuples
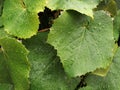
(38, 28), (50, 32)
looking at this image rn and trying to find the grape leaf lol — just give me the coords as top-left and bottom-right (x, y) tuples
(2, 0), (39, 38)
(80, 48), (120, 90)
(23, 32), (80, 90)
(23, 0), (45, 13)
(46, 0), (100, 17)
(47, 10), (114, 77)
(92, 44), (118, 76)
(113, 10), (120, 41)
(0, 37), (30, 90)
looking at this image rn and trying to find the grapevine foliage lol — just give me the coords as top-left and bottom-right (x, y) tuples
(0, 0), (120, 90)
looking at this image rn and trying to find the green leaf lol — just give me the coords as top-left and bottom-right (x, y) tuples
(81, 48), (120, 90)
(2, 0), (39, 38)
(0, 51), (11, 83)
(47, 10), (114, 77)
(46, 0), (100, 18)
(92, 44), (118, 76)
(0, 37), (30, 90)
(113, 10), (120, 41)
(0, 83), (13, 90)
(23, 0), (45, 13)
(23, 32), (80, 90)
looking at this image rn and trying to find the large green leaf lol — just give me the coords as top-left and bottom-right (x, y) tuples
(46, 0), (100, 17)
(23, 32), (79, 90)
(0, 37), (30, 90)
(47, 10), (114, 77)
(2, 0), (39, 38)
(80, 48), (120, 90)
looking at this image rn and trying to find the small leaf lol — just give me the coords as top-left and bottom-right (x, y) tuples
(2, 0), (39, 38)
(47, 10), (114, 77)
(93, 44), (118, 76)
(0, 37), (30, 90)
(23, 32), (80, 90)
(46, 0), (100, 17)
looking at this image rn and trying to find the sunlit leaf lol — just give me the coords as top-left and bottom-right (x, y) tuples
(46, 0), (100, 17)
(2, 0), (39, 38)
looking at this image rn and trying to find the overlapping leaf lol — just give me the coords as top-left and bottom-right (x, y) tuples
(95, 0), (117, 16)
(46, 0), (100, 17)
(23, 32), (80, 90)
(113, 10), (120, 41)
(0, 37), (30, 90)
(47, 10), (114, 77)
(2, 0), (39, 38)
(23, 0), (45, 13)
(80, 48), (120, 90)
